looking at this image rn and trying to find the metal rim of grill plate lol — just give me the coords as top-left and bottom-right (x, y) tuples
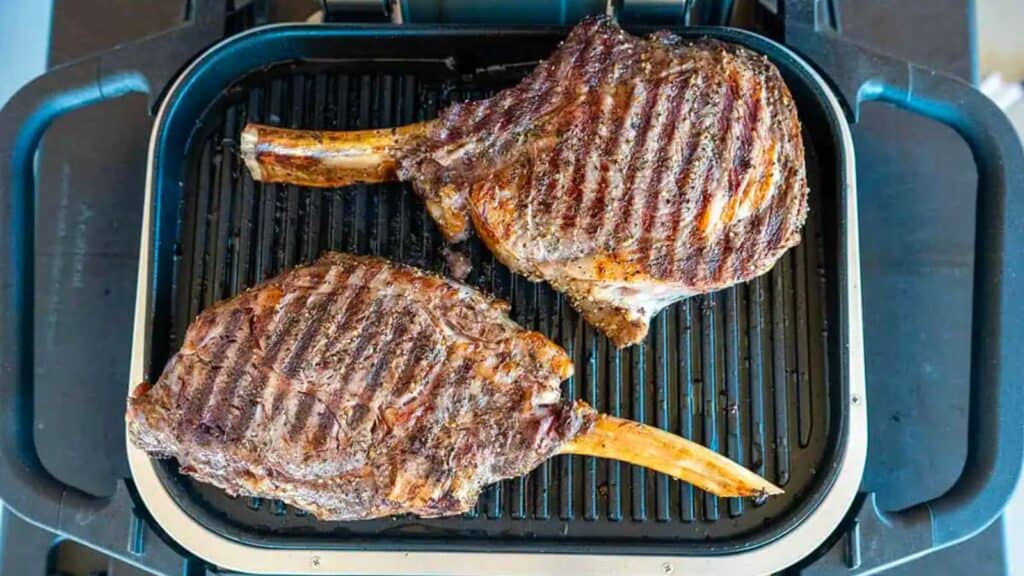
(127, 23), (866, 575)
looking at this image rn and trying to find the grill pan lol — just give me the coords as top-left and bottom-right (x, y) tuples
(127, 22), (866, 574)
(0, 3), (1018, 575)
(164, 32), (835, 545)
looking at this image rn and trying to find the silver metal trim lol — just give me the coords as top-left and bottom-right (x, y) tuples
(127, 24), (866, 575)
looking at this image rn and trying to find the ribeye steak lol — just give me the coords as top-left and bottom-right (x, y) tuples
(128, 253), (780, 520)
(240, 17), (808, 347)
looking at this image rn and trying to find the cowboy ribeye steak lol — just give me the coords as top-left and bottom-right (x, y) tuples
(241, 17), (809, 347)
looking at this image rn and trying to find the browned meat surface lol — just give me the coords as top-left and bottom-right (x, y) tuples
(129, 254), (782, 520)
(128, 253), (591, 520)
(402, 18), (808, 346)
(241, 18), (808, 347)
(241, 17), (807, 347)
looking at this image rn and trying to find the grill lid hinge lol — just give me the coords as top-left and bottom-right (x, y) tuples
(389, 0), (728, 27)
(321, 0), (397, 23)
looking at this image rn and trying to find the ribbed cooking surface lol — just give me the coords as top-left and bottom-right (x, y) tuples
(156, 55), (834, 550)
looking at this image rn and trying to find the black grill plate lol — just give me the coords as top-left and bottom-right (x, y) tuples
(143, 25), (848, 555)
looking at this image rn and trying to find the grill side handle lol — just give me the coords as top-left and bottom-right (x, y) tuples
(0, 0), (222, 571)
(859, 63), (1024, 551)
(785, 1), (1024, 572)
(0, 54), (99, 527)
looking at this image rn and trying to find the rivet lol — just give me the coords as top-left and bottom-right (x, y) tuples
(851, 394), (861, 405)
(311, 555), (321, 568)
(662, 562), (674, 574)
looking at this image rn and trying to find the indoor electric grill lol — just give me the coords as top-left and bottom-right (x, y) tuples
(0, 1), (1021, 575)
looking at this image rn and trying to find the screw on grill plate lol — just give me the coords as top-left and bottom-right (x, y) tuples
(851, 394), (862, 406)
(311, 555), (321, 568)
(662, 562), (674, 574)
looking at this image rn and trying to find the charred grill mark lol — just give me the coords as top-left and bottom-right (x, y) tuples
(729, 75), (761, 200)
(268, 262), (348, 375)
(556, 90), (600, 229)
(314, 287), (390, 440)
(310, 404), (338, 450)
(532, 113), (574, 225)
(389, 327), (442, 401)
(569, 86), (613, 243)
(688, 75), (737, 282)
(703, 76), (739, 215)
(495, 40), (559, 136)
(515, 145), (539, 238)
(464, 18), (594, 145)
(280, 295), (333, 377)
(611, 76), (664, 243)
(287, 392), (317, 440)
(226, 270), (346, 438)
(636, 74), (691, 264)
(689, 67), (738, 283)
(524, 135), (557, 240)
(650, 79), (704, 276)
(268, 381), (290, 423)
(727, 139), (774, 281)
(406, 361), (473, 460)
(321, 272), (384, 360)
(226, 362), (261, 441)
(528, 87), (585, 224)
(201, 333), (255, 441)
(720, 73), (764, 277)
(343, 294), (388, 367)
(759, 114), (801, 255)
(261, 294), (307, 368)
(756, 175), (785, 267)
(178, 309), (245, 437)
(733, 78), (778, 280)
(559, 36), (616, 234)
(541, 122), (581, 225)
(516, 69), (573, 228)
(663, 73), (729, 278)
(584, 82), (634, 240)
(280, 267), (387, 447)
(438, 103), (469, 143)
(301, 266), (372, 364)
(621, 66), (682, 242)
(346, 308), (417, 429)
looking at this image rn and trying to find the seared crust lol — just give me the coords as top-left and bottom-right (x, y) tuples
(128, 253), (594, 520)
(397, 17), (808, 346)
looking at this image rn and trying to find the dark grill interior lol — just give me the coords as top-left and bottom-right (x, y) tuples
(150, 33), (841, 553)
